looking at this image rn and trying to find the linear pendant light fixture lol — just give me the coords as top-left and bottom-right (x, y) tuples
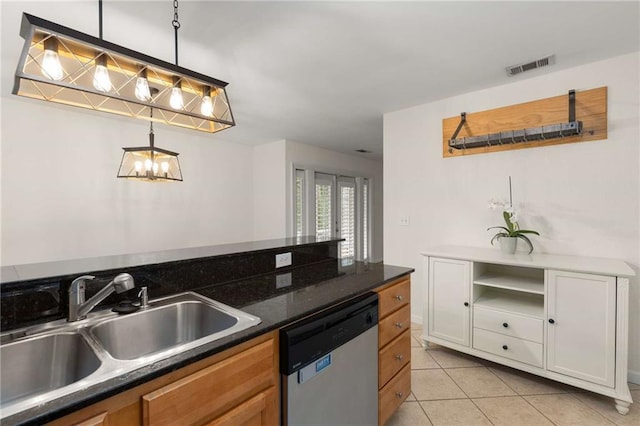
(13, 3), (235, 134)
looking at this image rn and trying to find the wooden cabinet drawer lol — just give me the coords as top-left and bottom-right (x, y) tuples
(205, 387), (276, 426)
(142, 339), (274, 426)
(378, 278), (410, 318)
(379, 330), (411, 388)
(473, 328), (542, 368)
(474, 305), (543, 343)
(378, 363), (411, 426)
(379, 304), (411, 349)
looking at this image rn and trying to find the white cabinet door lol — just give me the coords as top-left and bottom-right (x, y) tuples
(546, 270), (616, 387)
(428, 257), (471, 346)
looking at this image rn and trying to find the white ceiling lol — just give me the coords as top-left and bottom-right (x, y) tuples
(91, 1), (640, 157)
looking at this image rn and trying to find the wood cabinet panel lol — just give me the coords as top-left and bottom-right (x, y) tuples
(205, 387), (277, 426)
(72, 412), (108, 426)
(142, 339), (274, 425)
(378, 363), (410, 426)
(378, 278), (410, 318)
(379, 304), (410, 349)
(379, 330), (411, 388)
(47, 333), (276, 426)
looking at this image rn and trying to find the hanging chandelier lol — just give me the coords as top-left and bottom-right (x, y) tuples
(117, 88), (183, 182)
(12, 5), (235, 134)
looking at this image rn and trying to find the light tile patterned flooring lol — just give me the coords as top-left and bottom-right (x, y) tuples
(386, 323), (640, 426)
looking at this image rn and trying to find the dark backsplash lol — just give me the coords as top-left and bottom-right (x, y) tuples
(1, 239), (339, 331)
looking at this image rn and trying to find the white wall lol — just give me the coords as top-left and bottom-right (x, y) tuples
(285, 140), (384, 261)
(253, 140), (287, 240)
(1, 1), (255, 265)
(384, 53), (640, 379)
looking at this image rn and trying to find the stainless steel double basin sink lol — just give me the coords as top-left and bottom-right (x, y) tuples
(0, 292), (261, 419)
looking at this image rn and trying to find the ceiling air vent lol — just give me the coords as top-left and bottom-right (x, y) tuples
(506, 55), (555, 77)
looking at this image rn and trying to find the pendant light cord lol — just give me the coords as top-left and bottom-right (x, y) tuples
(172, 0), (180, 65)
(98, 0), (103, 39)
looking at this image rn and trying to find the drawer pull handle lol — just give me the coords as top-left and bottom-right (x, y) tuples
(548, 318), (555, 324)
(502, 345), (508, 350)
(502, 322), (509, 328)
(395, 322), (404, 329)
(395, 354), (404, 361)
(395, 295), (404, 301)
(464, 302), (469, 307)
(395, 391), (403, 398)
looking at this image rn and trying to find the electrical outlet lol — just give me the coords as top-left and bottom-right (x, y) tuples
(276, 272), (292, 288)
(275, 252), (292, 268)
(400, 216), (410, 226)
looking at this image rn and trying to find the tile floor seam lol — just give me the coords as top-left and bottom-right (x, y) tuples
(485, 363), (520, 395)
(563, 393), (617, 425)
(441, 367), (474, 400)
(520, 393), (559, 425)
(466, 395), (498, 425)
(415, 398), (434, 425)
(524, 393), (616, 426)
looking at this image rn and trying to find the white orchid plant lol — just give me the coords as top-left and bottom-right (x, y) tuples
(488, 178), (539, 254)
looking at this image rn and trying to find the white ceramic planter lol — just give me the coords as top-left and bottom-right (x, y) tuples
(500, 236), (518, 254)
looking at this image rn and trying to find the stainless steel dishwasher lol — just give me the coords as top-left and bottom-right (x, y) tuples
(280, 292), (379, 426)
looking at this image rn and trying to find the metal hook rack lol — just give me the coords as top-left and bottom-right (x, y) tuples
(448, 90), (583, 151)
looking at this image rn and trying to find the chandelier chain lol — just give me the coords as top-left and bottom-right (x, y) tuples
(172, 0), (180, 65)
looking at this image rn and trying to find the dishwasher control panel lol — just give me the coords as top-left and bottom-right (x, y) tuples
(279, 292), (379, 375)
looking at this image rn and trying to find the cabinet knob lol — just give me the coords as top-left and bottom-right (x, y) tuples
(394, 322), (404, 329)
(395, 391), (403, 398)
(395, 295), (404, 301)
(502, 322), (509, 328)
(395, 354), (404, 361)
(464, 302), (469, 307)
(502, 345), (508, 350)
(548, 318), (555, 324)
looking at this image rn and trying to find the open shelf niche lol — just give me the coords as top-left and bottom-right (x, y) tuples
(472, 263), (544, 319)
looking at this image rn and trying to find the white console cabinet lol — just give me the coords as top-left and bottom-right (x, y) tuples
(421, 246), (635, 415)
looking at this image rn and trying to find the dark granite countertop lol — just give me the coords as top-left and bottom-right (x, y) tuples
(3, 259), (413, 426)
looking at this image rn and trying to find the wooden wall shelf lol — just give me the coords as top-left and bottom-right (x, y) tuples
(442, 87), (607, 158)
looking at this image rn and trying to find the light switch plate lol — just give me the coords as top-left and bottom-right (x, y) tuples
(275, 252), (292, 268)
(400, 216), (410, 226)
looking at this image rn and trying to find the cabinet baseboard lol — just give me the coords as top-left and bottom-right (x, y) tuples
(628, 369), (640, 385)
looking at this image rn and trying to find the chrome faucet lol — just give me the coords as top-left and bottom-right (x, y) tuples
(68, 273), (135, 322)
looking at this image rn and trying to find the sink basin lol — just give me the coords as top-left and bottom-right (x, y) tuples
(91, 300), (240, 360)
(0, 292), (260, 420)
(0, 332), (101, 406)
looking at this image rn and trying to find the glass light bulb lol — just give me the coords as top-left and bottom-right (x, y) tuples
(152, 162), (159, 174)
(134, 161), (143, 172)
(135, 77), (151, 101)
(200, 96), (214, 117)
(170, 87), (184, 110)
(42, 49), (64, 81)
(144, 159), (152, 171)
(93, 64), (112, 92)
(161, 162), (170, 173)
